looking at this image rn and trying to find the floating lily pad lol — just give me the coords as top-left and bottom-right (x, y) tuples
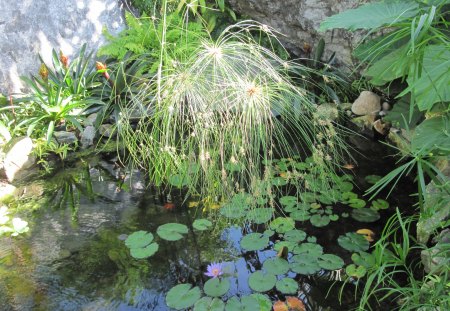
(279, 196), (297, 206)
(329, 214), (339, 221)
(318, 254), (344, 270)
(130, 243), (159, 259)
(346, 264), (367, 278)
(272, 177), (288, 186)
(204, 278), (230, 297)
(338, 181), (354, 192)
(194, 297), (225, 311)
(307, 236), (317, 243)
(348, 198), (366, 208)
(310, 202), (321, 209)
(294, 162), (309, 170)
(225, 296), (260, 311)
(290, 255), (321, 275)
(290, 210), (311, 221)
(125, 231), (154, 249)
(249, 294), (272, 311)
(318, 194), (334, 205)
(338, 232), (370, 252)
(270, 217), (295, 233)
(193, 219), (213, 231)
(293, 243), (323, 257)
(341, 212), (349, 218)
(310, 214), (330, 227)
(300, 193), (316, 203)
(220, 202), (248, 219)
(248, 271), (276, 292)
(263, 229), (275, 237)
(157, 223), (189, 241)
(247, 208), (273, 224)
(351, 208), (380, 223)
(263, 258), (290, 275)
(168, 174), (190, 188)
(365, 175), (382, 184)
(283, 230), (307, 243)
(166, 284), (201, 310)
(276, 278), (298, 294)
(370, 199), (389, 210)
(351, 251), (376, 268)
(256, 197), (268, 205)
(274, 241), (297, 253)
(341, 192), (358, 202)
(240, 233), (269, 251)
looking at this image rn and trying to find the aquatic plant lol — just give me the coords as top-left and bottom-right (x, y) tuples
(204, 262), (224, 278)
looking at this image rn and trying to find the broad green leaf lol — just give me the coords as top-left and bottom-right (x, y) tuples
(320, 1), (419, 31)
(338, 232), (370, 252)
(247, 208), (273, 224)
(157, 223), (189, 241)
(348, 198), (366, 209)
(346, 264), (367, 278)
(271, 177), (288, 186)
(248, 271), (276, 292)
(411, 116), (450, 153)
(249, 294), (271, 311)
(318, 254), (345, 270)
(351, 208), (380, 222)
(125, 231), (154, 249)
(168, 174), (190, 188)
(352, 251), (376, 268)
(283, 229), (307, 243)
(194, 297), (225, 311)
(292, 243), (323, 257)
(290, 209), (311, 221)
(262, 258), (290, 275)
(130, 243), (159, 259)
(225, 296), (260, 311)
(240, 233), (269, 251)
(270, 217), (295, 233)
(275, 278), (298, 294)
(166, 284), (202, 310)
(204, 278), (230, 297)
(279, 196), (297, 206)
(310, 214), (330, 227)
(290, 255), (321, 275)
(193, 219), (213, 231)
(365, 46), (409, 85)
(220, 202), (247, 219)
(370, 199), (389, 210)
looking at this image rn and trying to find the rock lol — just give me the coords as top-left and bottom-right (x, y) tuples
(84, 113), (98, 127)
(421, 247), (447, 274)
(81, 126), (96, 149)
(0, 182), (17, 203)
(3, 137), (37, 183)
(0, 0), (124, 94)
(351, 114), (376, 138)
(382, 102), (391, 111)
(15, 182), (45, 199)
(99, 124), (116, 138)
(53, 131), (78, 145)
(351, 91), (381, 116)
(316, 103), (339, 121)
(373, 119), (389, 135)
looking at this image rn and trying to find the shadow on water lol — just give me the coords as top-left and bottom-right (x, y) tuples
(0, 135), (417, 311)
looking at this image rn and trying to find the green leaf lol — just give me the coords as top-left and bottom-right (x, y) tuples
(279, 196), (297, 207)
(225, 296), (260, 311)
(193, 219), (213, 231)
(383, 98), (423, 129)
(352, 251), (376, 268)
(270, 217), (295, 233)
(292, 243), (323, 257)
(157, 223), (189, 241)
(262, 258), (290, 275)
(249, 294), (271, 311)
(370, 199), (389, 210)
(290, 255), (321, 275)
(194, 297), (225, 311)
(283, 229), (307, 243)
(411, 116), (450, 153)
(348, 198), (367, 209)
(271, 177), (288, 186)
(365, 175), (382, 185)
(276, 278), (299, 294)
(11, 218), (29, 235)
(318, 254), (345, 270)
(341, 192), (358, 202)
(247, 208), (273, 224)
(290, 209), (311, 221)
(204, 278), (230, 297)
(130, 243), (159, 259)
(166, 284), (202, 310)
(338, 232), (370, 252)
(168, 174), (190, 188)
(240, 233), (269, 251)
(310, 214), (330, 227)
(329, 214), (339, 221)
(364, 46), (409, 85)
(220, 202), (248, 219)
(248, 271), (277, 292)
(346, 264), (367, 278)
(125, 231), (154, 249)
(351, 208), (381, 222)
(338, 181), (354, 192)
(319, 1), (419, 31)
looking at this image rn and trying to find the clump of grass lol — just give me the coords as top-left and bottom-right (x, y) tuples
(118, 21), (350, 200)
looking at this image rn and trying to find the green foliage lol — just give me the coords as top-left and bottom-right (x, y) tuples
(166, 284), (202, 310)
(194, 297), (225, 311)
(193, 218), (213, 231)
(240, 233), (269, 251)
(351, 208), (381, 223)
(248, 271), (276, 292)
(275, 278), (298, 294)
(124, 230), (159, 259)
(338, 232), (370, 252)
(317, 254), (344, 270)
(157, 222), (189, 241)
(204, 278), (230, 297)
(262, 258), (290, 275)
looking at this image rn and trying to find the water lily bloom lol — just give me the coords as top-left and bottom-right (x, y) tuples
(205, 262), (223, 278)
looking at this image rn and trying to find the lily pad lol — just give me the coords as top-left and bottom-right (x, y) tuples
(240, 233), (269, 251)
(283, 230), (307, 243)
(293, 243), (323, 257)
(347, 198), (366, 209)
(247, 208), (273, 224)
(166, 284), (202, 310)
(279, 196), (297, 206)
(370, 199), (389, 210)
(249, 294), (272, 311)
(307, 236), (317, 243)
(341, 192), (358, 202)
(351, 208), (380, 222)
(318, 194), (334, 205)
(290, 210), (311, 221)
(194, 297), (225, 311)
(329, 214), (339, 221)
(225, 296), (260, 311)
(274, 241), (297, 253)
(318, 254), (344, 270)
(157, 223), (189, 241)
(310, 214), (330, 227)
(193, 219), (213, 231)
(125, 231), (153, 249)
(220, 202), (248, 219)
(263, 258), (290, 275)
(346, 264), (367, 278)
(204, 278), (230, 297)
(168, 174), (190, 188)
(130, 243), (159, 259)
(338, 232), (370, 252)
(351, 251), (376, 268)
(275, 278), (299, 294)
(248, 271), (276, 292)
(338, 181), (354, 192)
(300, 193), (316, 203)
(270, 217), (295, 233)
(272, 177), (288, 186)
(290, 255), (321, 275)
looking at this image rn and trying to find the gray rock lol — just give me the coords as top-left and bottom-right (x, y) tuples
(0, 0), (124, 94)
(351, 91), (381, 116)
(81, 126), (96, 148)
(421, 247), (447, 274)
(99, 124), (116, 138)
(84, 113), (99, 127)
(53, 131), (78, 145)
(0, 182), (17, 203)
(3, 137), (36, 182)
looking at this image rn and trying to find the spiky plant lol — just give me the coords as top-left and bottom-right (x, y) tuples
(118, 21), (350, 200)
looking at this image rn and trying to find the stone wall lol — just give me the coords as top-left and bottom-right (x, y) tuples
(0, 0), (125, 94)
(228, 0), (371, 66)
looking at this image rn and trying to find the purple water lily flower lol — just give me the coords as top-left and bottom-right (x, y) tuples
(205, 262), (224, 278)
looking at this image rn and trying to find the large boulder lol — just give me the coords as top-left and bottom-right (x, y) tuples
(351, 91), (381, 116)
(0, 0), (124, 94)
(3, 137), (37, 183)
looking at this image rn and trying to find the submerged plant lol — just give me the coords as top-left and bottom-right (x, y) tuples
(119, 21), (350, 199)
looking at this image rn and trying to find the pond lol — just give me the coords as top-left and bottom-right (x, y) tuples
(0, 137), (416, 311)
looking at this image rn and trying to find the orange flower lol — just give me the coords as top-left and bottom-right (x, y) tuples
(59, 51), (69, 68)
(39, 63), (48, 80)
